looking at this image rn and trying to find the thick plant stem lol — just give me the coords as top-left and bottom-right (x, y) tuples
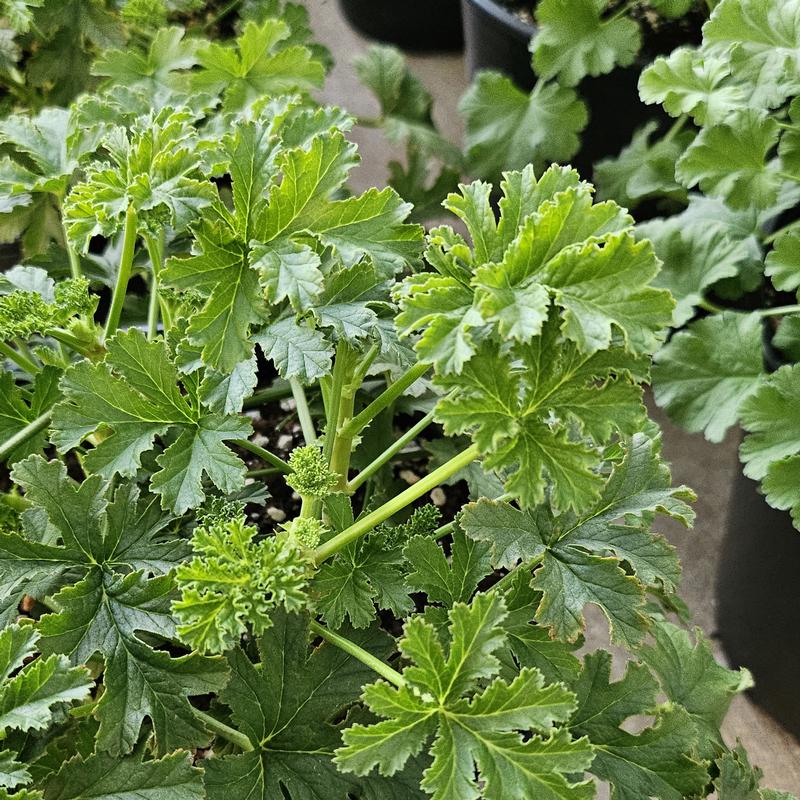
(232, 438), (290, 473)
(337, 361), (429, 441)
(192, 709), (253, 752)
(61, 218), (82, 280)
(309, 620), (406, 688)
(0, 340), (39, 375)
(759, 304), (800, 318)
(348, 410), (437, 493)
(0, 410), (51, 462)
(322, 342), (351, 464)
(243, 382), (294, 410)
(105, 205), (139, 340)
(290, 377), (317, 445)
(314, 444), (480, 564)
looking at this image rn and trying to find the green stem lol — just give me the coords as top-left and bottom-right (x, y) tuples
(0, 410), (51, 463)
(244, 382), (294, 410)
(758, 303), (800, 318)
(246, 467), (281, 478)
(61, 218), (82, 280)
(493, 552), (546, 594)
(47, 328), (98, 359)
(144, 231), (169, 339)
(308, 620), (405, 688)
(314, 444), (480, 564)
(203, 0), (243, 30)
(290, 377), (317, 446)
(0, 341), (39, 375)
(338, 362), (430, 441)
(662, 114), (688, 144)
(779, 172), (800, 186)
(232, 438), (290, 473)
(697, 298), (725, 314)
(105, 205), (139, 340)
(764, 218), (800, 245)
(348, 410), (437, 493)
(192, 709), (253, 752)
(322, 342), (351, 464)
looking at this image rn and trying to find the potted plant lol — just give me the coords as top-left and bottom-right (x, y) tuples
(607, 0), (800, 736)
(338, 0), (463, 52)
(0, 5), (795, 799)
(459, 0), (706, 179)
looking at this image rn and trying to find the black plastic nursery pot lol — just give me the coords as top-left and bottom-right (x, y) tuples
(716, 470), (800, 740)
(460, 0), (698, 176)
(338, 0), (464, 51)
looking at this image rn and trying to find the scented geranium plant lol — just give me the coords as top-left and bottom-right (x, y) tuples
(0, 11), (794, 800)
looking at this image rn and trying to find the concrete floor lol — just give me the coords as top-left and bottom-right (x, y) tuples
(304, 1), (800, 791)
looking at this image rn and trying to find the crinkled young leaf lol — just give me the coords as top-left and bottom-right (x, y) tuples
(639, 47), (747, 126)
(434, 317), (650, 512)
(653, 312), (764, 443)
(532, 0), (641, 86)
(675, 109), (783, 210)
(463, 435), (691, 647)
(571, 652), (708, 800)
(255, 317), (334, 383)
(51, 329), (251, 514)
(461, 75), (587, 179)
(641, 619), (752, 760)
(739, 364), (800, 528)
(203, 610), (393, 800)
(41, 749), (204, 800)
(336, 593), (595, 800)
(704, 0), (800, 110)
(64, 106), (215, 250)
(192, 18), (325, 113)
(0, 456), (224, 755)
(715, 744), (797, 800)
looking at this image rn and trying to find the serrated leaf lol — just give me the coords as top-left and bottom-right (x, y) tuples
(462, 435), (690, 647)
(704, 0), (800, 110)
(0, 367), (60, 465)
(255, 317), (333, 383)
(739, 364), (800, 528)
(51, 329), (250, 514)
(766, 229), (800, 295)
(203, 610), (390, 800)
(571, 651), (708, 800)
(337, 593), (594, 800)
(42, 750), (204, 800)
(675, 110), (784, 210)
(0, 457), (224, 755)
(461, 74), (587, 179)
(639, 47), (747, 125)
(715, 744), (797, 800)
(641, 619), (752, 759)
(532, 0), (641, 86)
(653, 312), (764, 443)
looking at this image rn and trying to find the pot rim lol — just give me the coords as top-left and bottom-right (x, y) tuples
(462, 0), (534, 41)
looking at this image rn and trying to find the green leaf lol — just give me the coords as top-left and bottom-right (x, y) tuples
(461, 75), (587, 179)
(715, 744), (797, 800)
(434, 318), (649, 512)
(571, 651), (708, 800)
(739, 364), (800, 528)
(766, 229), (800, 295)
(638, 215), (755, 325)
(203, 610), (391, 800)
(532, 0), (641, 86)
(594, 121), (690, 209)
(1, 457), (225, 755)
(639, 47), (748, 125)
(462, 435), (691, 647)
(313, 532), (412, 629)
(174, 515), (310, 653)
(336, 593), (595, 800)
(653, 312), (765, 443)
(675, 109), (783, 210)
(404, 528), (493, 608)
(42, 749), (204, 800)
(255, 317), (334, 383)
(64, 106), (215, 250)
(193, 19), (325, 113)
(0, 367), (60, 465)
(51, 329), (251, 514)
(0, 748), (30, 790)
(704, 0), (800, 110)
(641, 619), (752, 759)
